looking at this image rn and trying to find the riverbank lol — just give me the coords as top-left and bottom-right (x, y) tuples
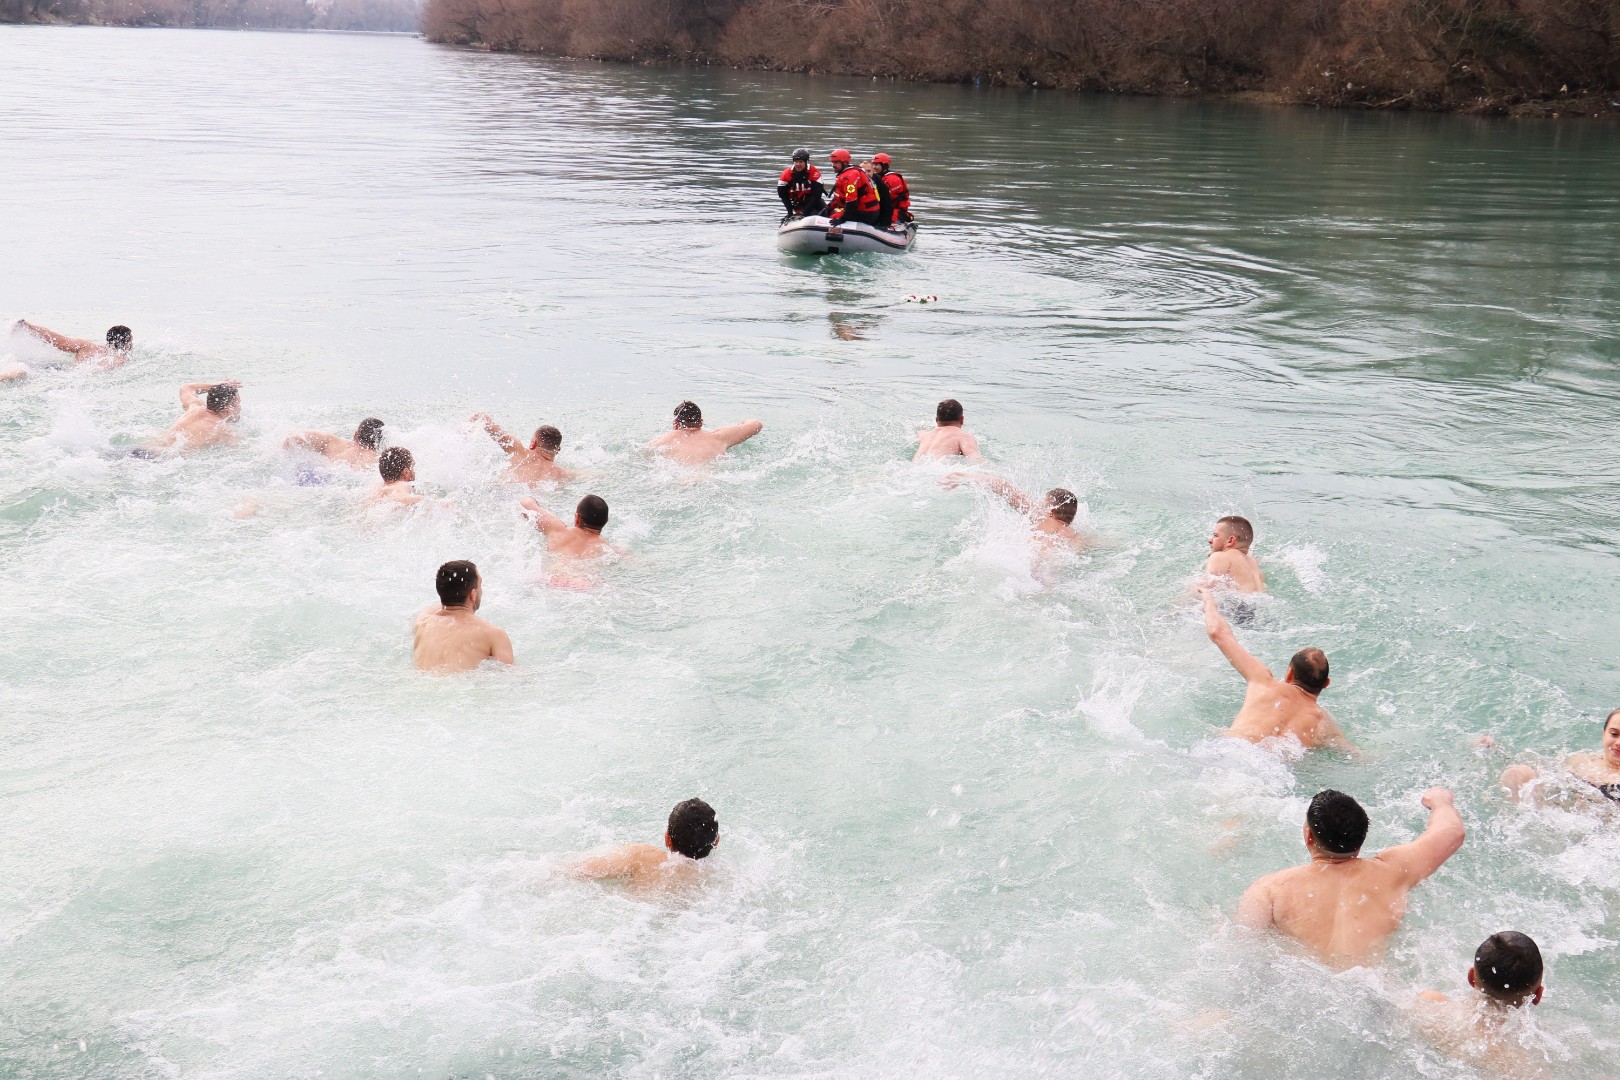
(420, 0), (1619, 117)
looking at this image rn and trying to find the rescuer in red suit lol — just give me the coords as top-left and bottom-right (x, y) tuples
(777, 147), (825, 217)
(872, 153), (912, 226)
(825, 147), (882, 228)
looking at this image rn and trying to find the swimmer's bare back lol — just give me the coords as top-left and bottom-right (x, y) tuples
(411, 605), (514, 672)
(915, 426), (980, 460)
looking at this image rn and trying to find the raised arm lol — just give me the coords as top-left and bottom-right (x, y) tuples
(1201, 587), (1272, 684)
(16, 320), (93, 355)
(715, 419), (763, 448)
(179, 380), (234, 409)
(518, 496), (566, 535)
(283, 430), (337, 454)
(1376, 788), (1466, 886)
(473, 412), (523, 456)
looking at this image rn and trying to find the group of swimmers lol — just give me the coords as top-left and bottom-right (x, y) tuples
(9, 319), (1612, 1071)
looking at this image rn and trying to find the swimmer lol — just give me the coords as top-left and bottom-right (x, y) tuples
(648, 401), (762, 465)
(1200, 587), (1356, 752)
(566, 798), (719, 894)
(914, 398), (981, 460)
(1236, 787), (1465, 968)
(471, 412), (575, 485)
(518, 494), (619, 561)
(12, 319), (133, 370)
(136, 380), (241, 455)
(283, 418), (385, 470)
(1413, 932), (1549, 1078)
(368, 446), (422, 506)
(1498, 708), (1620, 806)
(1203, 515), (1265, 593)
(412, 560), (514, 672)
(942, 472), (1087, 551)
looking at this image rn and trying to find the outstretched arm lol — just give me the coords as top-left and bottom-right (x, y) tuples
(1201, 587), (1272, 684)
(959, 432), (982, 460)
(1377, 788), (1466, 886)
(715, 419), (763, 448)
(16, 320), (93, 355)
(942, 472), (1033, 514)
(564, 844), (646, 881)
(519, 496), (566, 535)
(284, 430), (337, 454)
(473, 412), (523, 456)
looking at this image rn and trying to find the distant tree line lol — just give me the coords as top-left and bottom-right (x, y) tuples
(417, 0), (1619, 112)
(0, 0), (421, 32)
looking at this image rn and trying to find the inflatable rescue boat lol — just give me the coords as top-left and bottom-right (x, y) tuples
(777, 215), (917, 256)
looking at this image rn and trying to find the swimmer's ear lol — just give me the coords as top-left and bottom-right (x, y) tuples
(1467, 969), (1478, 990)
(664, 830), (674, 852)
(1531, 984), (1544, 1005)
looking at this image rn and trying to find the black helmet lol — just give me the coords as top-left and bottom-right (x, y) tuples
(791, 148), (810, 162)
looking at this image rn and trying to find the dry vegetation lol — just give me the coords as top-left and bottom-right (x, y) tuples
(1, 0), (421, 31)
(418, 0), (1619, 113)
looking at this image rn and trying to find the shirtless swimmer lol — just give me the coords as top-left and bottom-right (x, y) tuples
(473, 412), (575, 485)
(1237, 788), (1465, 968)
(1201, 587), (1355, 752)
(566, 798), (719, 894)
(943, 472), (1087, 551)
(412, 560), (514, 672)
(1413, 931), (1550, 1078)
(648, 401), (762, 465)
(284, 418), (385, 470)
(1204, 515), (1265, 593)
(134, 381), (241, 455)
(4, 320), (133, 380)
(518, 493), (618, 562)
(914, 398), (981, 461)
(368, 447), (422, 507)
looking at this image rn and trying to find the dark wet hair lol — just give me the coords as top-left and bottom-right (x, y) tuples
(668, 798), (718, 859)
(534, 425), (562, 453)
(378, 446), (414, 483)
(1473, 932), (1543, 1003)
(106, 325), (132, 351)
(674, 401), (702, 429)
(1216, 514), (1254, 548)
(1047, 488), (1078, 525)
(1306, 790), (1368, 855)
(1288, 648), (1330, 695)
(936, 398), (963, 424)
(435, 559), (478, 607)
(576, 494), (608, 532)
(205, 383), (239, 414)
(354, 418), (384, 450)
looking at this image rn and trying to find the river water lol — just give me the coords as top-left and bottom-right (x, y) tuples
(3, 24), (1619, 1079)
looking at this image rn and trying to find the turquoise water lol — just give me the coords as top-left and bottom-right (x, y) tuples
(2, 24), (1619, 1079)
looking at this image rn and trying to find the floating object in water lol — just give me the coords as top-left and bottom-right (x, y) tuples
(904, 294), (939, 303)
(778, 214), (917, 256)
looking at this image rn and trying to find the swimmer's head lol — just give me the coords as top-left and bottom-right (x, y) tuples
(435, 559), (480, 610)
(574, 494), (609, 532)
(206, 383), (240, 418)
(354, 418), (385, 451)
(1603, 708), (1620, 765)
(1046, 488), (1078, 525)
(106, 326), (133, 352)
(1305, 789), (1367, 857)
(1286, 647), (1330, 696)
(532, 425), (562, 455)
(378, 446), (415, 483)
(936, 398), (964, 426)
(1212, 515), (1253, 552)
(674, 401), (703, 430)
(665, 798), (719, 860)
(1470, 931), (1544, 1006)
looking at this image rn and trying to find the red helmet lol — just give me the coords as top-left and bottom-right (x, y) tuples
(872, 153), (892, 166)
(829, 148), (851, 166)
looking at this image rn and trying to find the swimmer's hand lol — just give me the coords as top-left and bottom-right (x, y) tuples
(518, 495), (542, 515)
(1420, 787), (1455, 811)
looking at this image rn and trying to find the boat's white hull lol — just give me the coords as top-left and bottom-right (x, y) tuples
(777, 215), (917, 256)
